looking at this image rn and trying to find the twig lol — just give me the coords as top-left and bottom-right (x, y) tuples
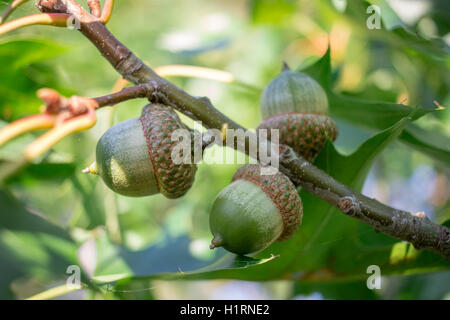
(0, 13), (70, 36)
(100, 0), (114, 23)
(0, 89), (98, 165)
(93, 82), (156, 108)
(24, 107), (97, 160)
(0, 0), (30, 24)
(27, 1), (450, 260)
(87, 0), (101, 18)
(0, 114), (56, 147)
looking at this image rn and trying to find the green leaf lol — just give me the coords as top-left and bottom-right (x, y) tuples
(365, 0), (405, 30)
(348, 0), (449, 60)
(299, 44), (449, 165)
(328, 93), (430, 131)
(385, 271), (450, 299)
(277, 117), (450, 280)
(248, 114), (448, 282)
(293, 279), (377, 300)
(299, 45), (431, 129)
(400, 124), (450, 166)
(0, 38), (69, 121)
(301, 46), (332, 89)
(4, 162), (77, 183)
(0, 190), (79, 299)
(106, 278), (156, 300)
(70, 175), (106, 230)
(0, 38), (67, 70)
(91, 231), (276, 284)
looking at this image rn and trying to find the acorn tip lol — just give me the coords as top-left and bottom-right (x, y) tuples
(282, 61), (291, 72)
(82, 161), (98, 175)
(210, 234), (223, 250)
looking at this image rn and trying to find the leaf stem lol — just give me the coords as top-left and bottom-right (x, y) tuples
(26, 284), (82, 300)
(0, 13), (70, 36)
(0, 0), (30, 25)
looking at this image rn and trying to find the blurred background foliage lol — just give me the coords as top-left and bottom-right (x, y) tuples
(0, 0), (449, 300)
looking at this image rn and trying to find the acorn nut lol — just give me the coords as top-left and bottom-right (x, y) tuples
(209, 164), (303, 255)
(86, 104), (197, 198)
(258, 69), (338, 161)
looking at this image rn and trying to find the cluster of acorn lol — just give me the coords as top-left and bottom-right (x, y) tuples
(85, 68), (337, 255)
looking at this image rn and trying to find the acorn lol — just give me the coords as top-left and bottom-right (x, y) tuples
(257, 68), (338, 161)
(85, 104), (197, 198)
(209, 164), (302, 255)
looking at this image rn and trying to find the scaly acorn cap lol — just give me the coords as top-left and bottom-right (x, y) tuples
(210, 164), (302, 255)
(257, 113), (338, 161)
(90, 104), (196, 198)
(140, 104), (197, 199)
(259, 70), (338, 160)
(232, 164), (302, 241)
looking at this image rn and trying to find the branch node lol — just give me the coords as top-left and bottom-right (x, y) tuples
(198, 96), (213, 106)
(338, 196), (359, 216)
(412, 211), (427, 219)
(143, 81), (158, 99)
(37, 0), (65, 13)
(37, 88), (98, 118)
(151, 91), (171, 106)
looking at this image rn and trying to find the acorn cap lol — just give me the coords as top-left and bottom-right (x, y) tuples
(232, 164), (303, 241)
(140, 104), (197, 199)
(257, 113), (338, 161)
(261, 71), (329, 119)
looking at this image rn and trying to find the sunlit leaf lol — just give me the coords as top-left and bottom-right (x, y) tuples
(300, 44), (449, 165)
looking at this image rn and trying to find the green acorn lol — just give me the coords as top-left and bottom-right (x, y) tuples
(257, 68), (338, 161)
(209, 164), (302, 255)
(85, 104), (197, 198)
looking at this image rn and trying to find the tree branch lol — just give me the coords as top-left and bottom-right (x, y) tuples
(87, 0), (101, 18)
(0, 0), (30, 24)
(36, 1), (450, 260)
(93, 82), (157, 108)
